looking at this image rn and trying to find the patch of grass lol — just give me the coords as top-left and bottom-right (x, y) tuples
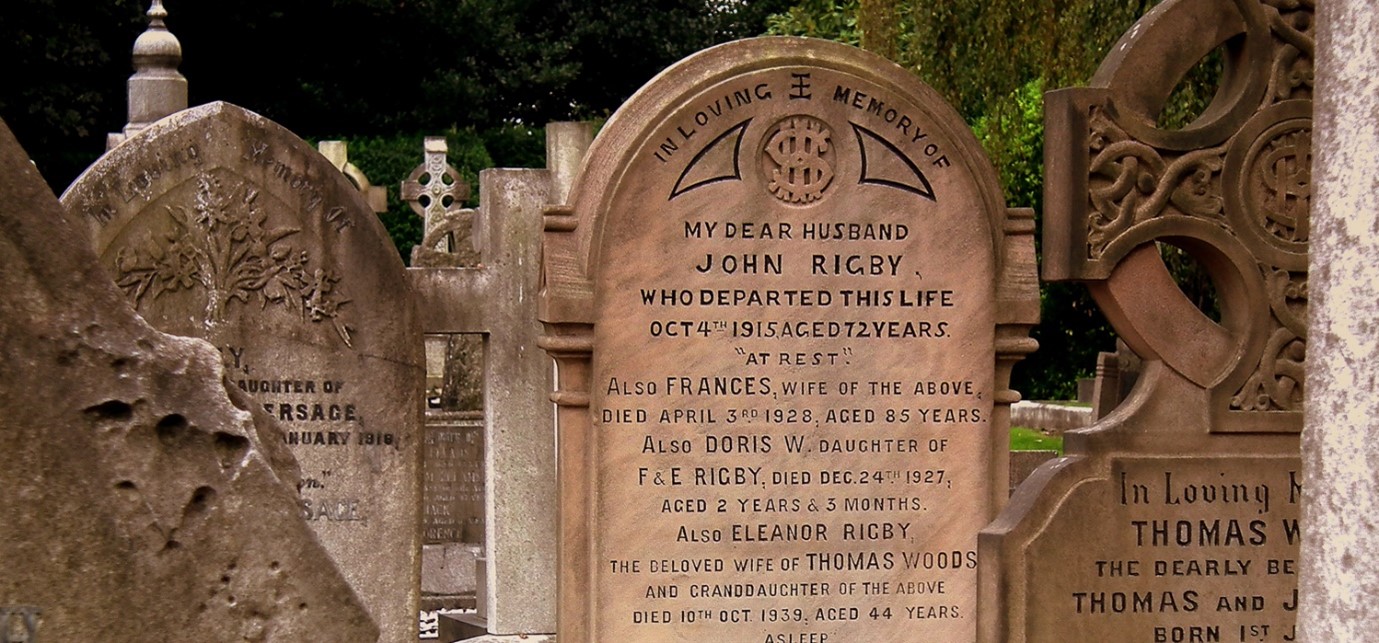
(1010, 426), (1063, 455)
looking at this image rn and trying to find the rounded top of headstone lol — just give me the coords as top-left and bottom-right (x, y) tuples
(132, 0), (182, 71)
(555, 36), (1006, 297)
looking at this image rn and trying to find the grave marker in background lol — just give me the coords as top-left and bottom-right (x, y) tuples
(403, 136), (476, 266)
(61, 102), (423, 643)
(318, 140), (388, 214)
(540, 37), (1037, 642)
(421, 411), (485, 546)
(980, 1), (1310, 640)
(407, 124), (589, 637)
(0, 118), (377, 641)
(419, 409), (485, 607)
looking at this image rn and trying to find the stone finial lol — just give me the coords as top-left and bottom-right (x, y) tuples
(109, 0), (188, 149)
(132, 0), (180, 69)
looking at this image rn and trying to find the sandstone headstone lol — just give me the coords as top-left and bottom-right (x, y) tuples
(1008, 450), (1059, 497)
(1091, 351), (1121, 420)
(981, 1), (1311, 641)
(540, 37), (1038, 642)
(0, 118), (377, 640)
(61, 102), (422, 642)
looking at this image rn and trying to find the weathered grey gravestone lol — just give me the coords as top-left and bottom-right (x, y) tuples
(540, 37), (1038, 642)
(420, 409), (484, 604)
(0, 118), (377, 640)
(981, 1), (1310, 641)
(402, 137), (476, 266)
(108, 0), (187, 150)
(407, 125), (585, 637)
(61, 102), (422, 642)
(421, 413), (484, 545)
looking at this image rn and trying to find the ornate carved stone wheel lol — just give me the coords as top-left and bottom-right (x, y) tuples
(1044, 0), (1313, 431)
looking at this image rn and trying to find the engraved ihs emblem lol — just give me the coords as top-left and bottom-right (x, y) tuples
(763, 116), (834, 204)
(1254, 128), (1311, 244)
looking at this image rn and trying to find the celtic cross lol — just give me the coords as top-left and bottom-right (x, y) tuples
(1043, 0), (1313, 432)
(400, 136), (476, 266)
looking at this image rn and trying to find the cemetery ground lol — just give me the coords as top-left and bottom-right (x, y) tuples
(1008, 427), (1062, 455)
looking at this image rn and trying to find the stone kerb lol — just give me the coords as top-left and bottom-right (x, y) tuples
(60, 101), (423, 643)
(980, 1), (1311, 640)
(540, 37), (1037, 643)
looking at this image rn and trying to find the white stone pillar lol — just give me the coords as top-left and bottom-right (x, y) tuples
(1300, 2), (1379, 640)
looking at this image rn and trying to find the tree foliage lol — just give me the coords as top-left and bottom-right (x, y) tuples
(2, 0), (790, 190)
(2, 1), (1229, 398)
(769, 0), (1222, 399)
(0, 0), (146, 188)
(340, 125), (547, 264)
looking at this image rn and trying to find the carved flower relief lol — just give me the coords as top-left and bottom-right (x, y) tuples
(112, 172), (355, 347)
(116, 226), (200, 301)
(303, 268), (353, 346)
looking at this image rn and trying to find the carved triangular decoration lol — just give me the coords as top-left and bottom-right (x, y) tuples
(669, 118), (751, 199)
(852, 122), (936, 201)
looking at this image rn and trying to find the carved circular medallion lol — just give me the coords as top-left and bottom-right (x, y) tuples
(1223, 100), (1312, 271)
(761, 115), (834, 205)
(1248, 125), (1311, 244)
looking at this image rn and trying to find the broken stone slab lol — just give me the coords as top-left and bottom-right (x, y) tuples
(0, 118), (378, 640)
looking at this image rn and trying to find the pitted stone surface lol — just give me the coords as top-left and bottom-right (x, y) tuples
(0, 118), (377, 641)
(1299, 1), (1379, 640)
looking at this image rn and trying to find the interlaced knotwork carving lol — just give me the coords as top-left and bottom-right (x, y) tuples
(1253, 128), (1311, 243)
(1231, 326), (1305, 411)
(1262, 0), (1315, 102)
(1050, 0), (1313, 423)
(1087, 108), (1226, 257)
(763, 116), (835, 204)
(1266, 268), (1308, 334)
(112, 172), (355, 346)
